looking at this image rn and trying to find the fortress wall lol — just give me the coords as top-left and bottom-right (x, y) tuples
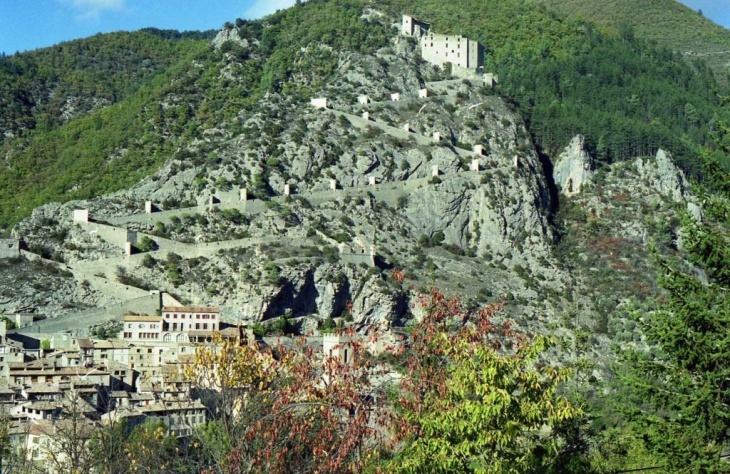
(468, 39), (483, 70)
(12, 293), (162, 336)
(107, 200), (270, 227)
(0, 239), (21, 259)
(19, 251), (71, 273)
(89, 223), (136, 249)
(339, 253), (375, 267)
(421, 32), (471, 70)
(81, 273), (151, 299)
(214, 188), (243, 205)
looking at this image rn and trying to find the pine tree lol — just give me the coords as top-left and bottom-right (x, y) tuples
(623, 96), (730, 472)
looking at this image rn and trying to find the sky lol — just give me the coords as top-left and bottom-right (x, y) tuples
(0, 0), (300, 54)
(0, 0), (728, 55)
(680, 0), (730, 28)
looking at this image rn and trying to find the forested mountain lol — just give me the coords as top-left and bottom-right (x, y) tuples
(0, 0), (727, 231)
(0, 29), (215, 140)
(1, 0), (730, 471)
(384, 0), (728, 173)
(528, 0), (730, 82)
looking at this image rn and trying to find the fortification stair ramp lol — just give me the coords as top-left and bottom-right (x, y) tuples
(10, 292), (163, 336)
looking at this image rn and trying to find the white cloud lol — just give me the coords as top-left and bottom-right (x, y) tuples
(62, 0), (127, 21)
(244, 0), (297, 20)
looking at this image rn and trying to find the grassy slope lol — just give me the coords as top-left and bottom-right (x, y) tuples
(528, 0), (730, 81)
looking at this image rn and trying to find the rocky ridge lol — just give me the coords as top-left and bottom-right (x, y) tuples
(1, 12), (705, 374)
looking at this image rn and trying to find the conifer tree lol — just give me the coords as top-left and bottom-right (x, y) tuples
(623, 96), (730, 472)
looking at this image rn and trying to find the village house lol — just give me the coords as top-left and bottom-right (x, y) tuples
(0, 304), (224, 459)
(101, 399), (206, 437)
(120, 306), (220, 344)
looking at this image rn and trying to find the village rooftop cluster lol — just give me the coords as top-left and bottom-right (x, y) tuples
(0, 304), (240, 468)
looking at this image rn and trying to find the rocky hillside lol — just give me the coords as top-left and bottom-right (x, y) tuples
(0, 4), (704, 381)
(2, 2), (730, 471)
(0, 0), (727, 233)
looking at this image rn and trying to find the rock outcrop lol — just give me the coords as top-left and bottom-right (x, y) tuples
(553, 135), (595, 197)
(635, 149), (688, 203)
(212, 27), (249, 50)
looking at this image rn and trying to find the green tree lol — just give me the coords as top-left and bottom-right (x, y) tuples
(620, 97), (730, 472)
(137, 236), (159, 252)
(387, 290), (584, 473)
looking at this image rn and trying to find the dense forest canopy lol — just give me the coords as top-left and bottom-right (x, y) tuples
(528, 0), (730, 83)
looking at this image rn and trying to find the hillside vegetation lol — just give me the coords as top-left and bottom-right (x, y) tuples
(0, 29), (214, 140)
(0, 0), (728, 231)
(383, 0), (727, 172)
(529, 0), (730, 81)
(2, 0), (730, 472)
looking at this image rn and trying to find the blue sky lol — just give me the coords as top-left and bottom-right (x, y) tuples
(0, 0), (300, 54)
(681, 0), (730, 28)
(0, 0), (728, 55)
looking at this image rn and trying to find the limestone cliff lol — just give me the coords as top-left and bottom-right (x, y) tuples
(552, 135), (595, 197)
(1, 11), (707, 372)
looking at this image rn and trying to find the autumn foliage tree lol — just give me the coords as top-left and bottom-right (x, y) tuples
(185, 289), (583, 473)
(183, 333), (291, 472)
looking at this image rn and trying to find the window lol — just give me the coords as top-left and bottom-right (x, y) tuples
(165, 314), (169, 319)
(139, 324), (145, 329)
(196, 315), (200, 319)
(195, 323), (200, 330)
(174, 315), (177, 319)
(163, 334), (172, 342)
(203, 323), (208, 330)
